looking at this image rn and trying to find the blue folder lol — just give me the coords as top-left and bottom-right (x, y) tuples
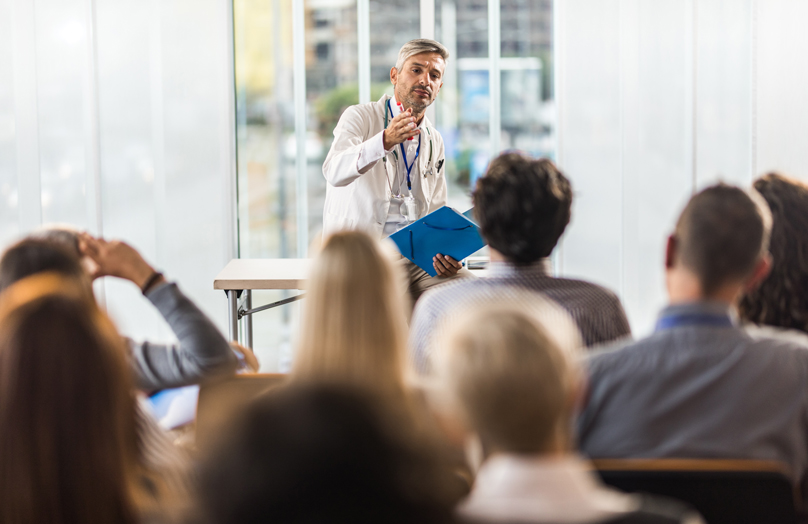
(389, 206), (486, 277)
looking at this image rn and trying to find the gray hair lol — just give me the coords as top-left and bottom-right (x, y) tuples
(395, 39), (449, 71)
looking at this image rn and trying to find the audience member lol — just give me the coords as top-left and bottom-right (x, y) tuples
(294, 230), (410, 401)
(411, 152), (631, 374)
(437, 301), (702, 524)
(0, 273), (159, 523)
(739, 173), (808, 342)
(194, 384), (458, 524)
(23, 227), (241, 388)
(0, 235), (235, 512)
(579, 184), (808, 492)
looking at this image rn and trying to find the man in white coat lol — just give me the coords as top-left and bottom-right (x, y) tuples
(322, 39), (470, 306)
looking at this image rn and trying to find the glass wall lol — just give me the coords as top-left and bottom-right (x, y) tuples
(0, 0), (235, 342)
(234, 0), (555, 370)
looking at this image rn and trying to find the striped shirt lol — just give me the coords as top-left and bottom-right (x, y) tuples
(409, 259), (631, 374)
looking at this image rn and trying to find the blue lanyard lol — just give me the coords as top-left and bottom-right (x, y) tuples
(655, 313), (733, 331)
(386, 99), (420, 191)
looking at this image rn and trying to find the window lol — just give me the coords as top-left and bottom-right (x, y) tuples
(234, 0), (554, 370)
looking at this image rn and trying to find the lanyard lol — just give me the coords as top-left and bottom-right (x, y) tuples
(399, 137), (420, 191)
(655, 312), (733, 331)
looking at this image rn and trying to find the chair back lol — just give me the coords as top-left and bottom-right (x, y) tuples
(593, 458), (799, 524)
(196, 373), (287, 449)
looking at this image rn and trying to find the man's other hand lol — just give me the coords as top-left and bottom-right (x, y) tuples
(382, 107), (420, 150)
(433, 254), (461, 278)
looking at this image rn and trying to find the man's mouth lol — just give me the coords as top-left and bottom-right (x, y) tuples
(413, 88), (430, 97)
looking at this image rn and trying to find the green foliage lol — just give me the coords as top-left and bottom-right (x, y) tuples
(314, 83), (391, 137)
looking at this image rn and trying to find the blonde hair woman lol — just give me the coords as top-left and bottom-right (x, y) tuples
(294, 230), (409, 399)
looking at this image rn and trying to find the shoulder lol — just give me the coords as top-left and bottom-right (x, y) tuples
(337, 99), (384, 125)
(548, 276), (624, 304)
(745, 324), (808, 349)
(585, 335), (657, 381)
(413, 279), (475, 326)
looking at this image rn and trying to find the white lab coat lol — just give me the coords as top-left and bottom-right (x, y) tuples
(322, 94), (447, 239)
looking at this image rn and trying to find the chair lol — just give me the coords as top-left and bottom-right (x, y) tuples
(593, 458), (800, 524)
(196, 373), (287, 449)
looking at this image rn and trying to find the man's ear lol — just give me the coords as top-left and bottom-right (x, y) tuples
(389, 66), (398, 86)
(665, 234), (677, 269)
(743, 254), (772, 292)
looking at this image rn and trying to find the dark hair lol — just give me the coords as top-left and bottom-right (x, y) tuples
(0, 238), (86, 292)
(473, 152), (572, 264)
(674, 183), (770, 296)
(196, 384), (456, 524)
(0, 275), (138, 524)
(739, 173), (808, 332)
(28, 226), (82, 256)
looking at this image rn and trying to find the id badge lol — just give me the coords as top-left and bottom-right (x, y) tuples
(401, 196), (418, 222)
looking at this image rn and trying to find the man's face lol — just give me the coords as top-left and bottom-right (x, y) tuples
(390, 52), (445, 112)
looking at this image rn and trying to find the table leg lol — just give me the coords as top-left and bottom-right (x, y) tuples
(227, 289), (239, 343)
(243, 290), (253, 349)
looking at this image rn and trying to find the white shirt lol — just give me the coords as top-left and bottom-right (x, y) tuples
(321, 94), (446, 239)
(459, 454), (701, 524)
(356, 96), (426, 236)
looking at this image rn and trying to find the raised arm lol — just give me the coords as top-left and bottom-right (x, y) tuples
(79, 233), (237, 390)
(323, 103), (420, 187)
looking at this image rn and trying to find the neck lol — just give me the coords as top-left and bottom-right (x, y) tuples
(666, 267), (742, 306)
(394, 95), (425, 125)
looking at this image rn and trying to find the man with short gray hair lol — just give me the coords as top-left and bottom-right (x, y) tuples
(323, 39), (468, 305)
(579, 183), (808, 496)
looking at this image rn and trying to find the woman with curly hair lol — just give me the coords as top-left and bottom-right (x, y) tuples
(739, 173), (808, 340)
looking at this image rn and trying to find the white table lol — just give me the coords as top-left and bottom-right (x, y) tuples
(214, 259), (311, 346)
(214, 257), (489, 347)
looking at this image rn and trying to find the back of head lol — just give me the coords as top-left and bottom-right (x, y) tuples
(474, 152), (572, 263)
(739, 173), (808, 332)
(295, 231), (408, 397)
(28, 224), (82, 256)
(674, 183), (771, 296)
(0, 274), (137, 524)
(0, 237), (87, 293)
(197, 384), (454, 524)
(437, 300), (581, 454)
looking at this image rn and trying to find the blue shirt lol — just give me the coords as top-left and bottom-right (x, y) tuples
(579, 301), (808, 488)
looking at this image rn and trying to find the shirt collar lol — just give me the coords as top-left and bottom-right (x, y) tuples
(657, 301), (738, 328)
(459, 454), (636, 523)
(487, 258), (553, 278)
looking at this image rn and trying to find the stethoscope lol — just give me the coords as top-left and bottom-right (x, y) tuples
(382, 98), (435, 198)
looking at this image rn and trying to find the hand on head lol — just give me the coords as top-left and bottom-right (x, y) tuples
(77, 233), (157, 289)
(382, 108), (420, 150)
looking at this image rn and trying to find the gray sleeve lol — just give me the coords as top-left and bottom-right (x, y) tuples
(129, 282), (237, 390)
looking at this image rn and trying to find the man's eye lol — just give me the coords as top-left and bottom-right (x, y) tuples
(413, 69), (420, 73)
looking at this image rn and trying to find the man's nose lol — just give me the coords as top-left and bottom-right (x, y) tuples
(418, 71), (429, 85)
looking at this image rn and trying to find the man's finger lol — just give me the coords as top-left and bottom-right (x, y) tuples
(440, 254), (462, 269)
(433, 259), (448, 277)
(78, 234), (102, 260)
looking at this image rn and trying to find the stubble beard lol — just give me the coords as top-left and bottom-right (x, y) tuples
(399, 85), (433, 113)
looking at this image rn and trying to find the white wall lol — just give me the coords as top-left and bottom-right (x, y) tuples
(0, 0), (236, 340)
(556, 0), (808, 335)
